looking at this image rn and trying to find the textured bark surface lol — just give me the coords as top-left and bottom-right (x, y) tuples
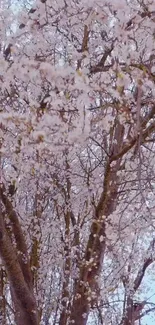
(0, 186), (39, 325)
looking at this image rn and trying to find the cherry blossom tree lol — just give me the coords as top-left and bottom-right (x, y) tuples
(0, 0), (155, 324)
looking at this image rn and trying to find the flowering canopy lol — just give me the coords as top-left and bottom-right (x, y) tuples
(0, 0), (155, 324)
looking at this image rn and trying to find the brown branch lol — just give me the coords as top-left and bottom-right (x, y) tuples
(81, 25), (89, 52)
(0, 209), (38, 325)
(69, 122), (124, 325)
(89, 40), (114, 74)
(133, 239), (155, 291)
(111, 120), (155, 162)
(90, 64), (113, 74)
(125, 8), (155, 30)
(77, 25), (89, 69)
(69, 112), (155, 324)
(133, 258), (153, 292)
(137, 306), (155, 320)
(0, 184), (33, 289)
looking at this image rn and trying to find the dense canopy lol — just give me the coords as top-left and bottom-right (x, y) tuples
(0, 0), (155, 324)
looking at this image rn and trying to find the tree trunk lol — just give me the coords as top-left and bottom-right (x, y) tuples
(123, 297), (134, 325)
(69, 122), (124, 324)
(11, 286), (38, 325)
(0, 190), (39, 325)
(0, 268), (6, 325)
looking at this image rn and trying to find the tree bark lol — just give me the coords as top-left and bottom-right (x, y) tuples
(69, 122), (125, 324)
(0, 268), (6, 325)
(0, 188), (39, 325)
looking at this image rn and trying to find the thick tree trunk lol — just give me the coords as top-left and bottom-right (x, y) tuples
(11, 286), (38, 325)
(69, 162), (118, 325)
(0, 218), (39, 325)
(0, 188), (39, 325)
(69, 289), (90, 325)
